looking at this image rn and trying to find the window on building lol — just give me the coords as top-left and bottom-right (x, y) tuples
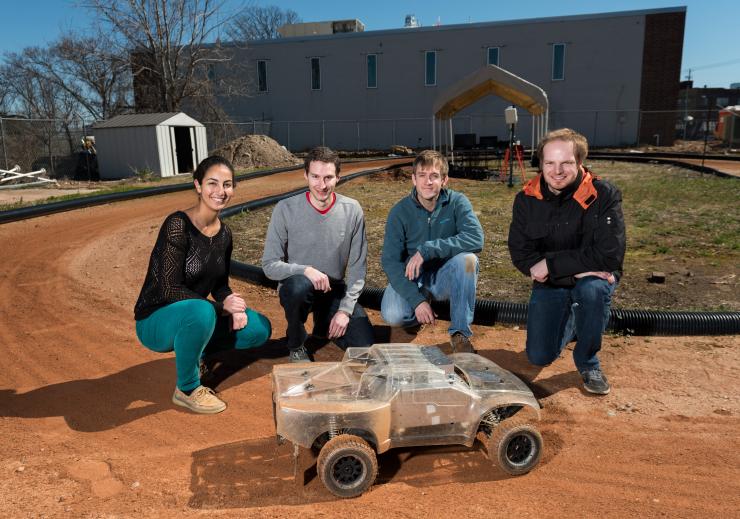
(367, 54), (377, 88)
(552, 43), (565, 81)
(487, 47), (500, 66)
(425, 51), (436, 86)
(257, 60), (268, 92)
(311, 57), (321, 90)
(207, 64), (216, 81)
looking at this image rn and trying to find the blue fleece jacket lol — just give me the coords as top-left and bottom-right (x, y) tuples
(381, 187), (484, 308)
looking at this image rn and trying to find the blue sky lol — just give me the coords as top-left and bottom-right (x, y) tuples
(2, 0), (738, 88)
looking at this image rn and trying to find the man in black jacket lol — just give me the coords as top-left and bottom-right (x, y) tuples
(508, 128), (625, 395)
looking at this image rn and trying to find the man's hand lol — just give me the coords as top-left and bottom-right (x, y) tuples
(529, 259), (549, 282)
(328, 311), (350, 339)
(575, 271), (616, 284)
(414, 301), (436, 325)
(304, 266), (331, 292)
(231, 311), (248, 331)
(405, 251), (424, 280)
(223, 293), (247, 314)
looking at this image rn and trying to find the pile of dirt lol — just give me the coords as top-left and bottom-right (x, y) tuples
(213, 135), (301, 171)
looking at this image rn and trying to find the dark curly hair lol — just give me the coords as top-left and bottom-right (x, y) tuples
(193, 155), (236, 185)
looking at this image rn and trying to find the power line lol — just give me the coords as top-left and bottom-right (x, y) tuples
(683, 57), (740, 72)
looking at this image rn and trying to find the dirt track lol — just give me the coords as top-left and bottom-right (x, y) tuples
(1, 161), (738, 517)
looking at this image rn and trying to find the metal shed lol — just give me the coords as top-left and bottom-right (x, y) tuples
(93, 112), (208, 179)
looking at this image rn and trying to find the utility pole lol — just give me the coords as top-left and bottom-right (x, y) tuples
(702, 84), (710, 168)
(0, 117), (7, 170)
(683, 69), (692, 140)
(505, 106), (518, 188)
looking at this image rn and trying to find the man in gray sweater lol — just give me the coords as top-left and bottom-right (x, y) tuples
(262, 147), (374, 362)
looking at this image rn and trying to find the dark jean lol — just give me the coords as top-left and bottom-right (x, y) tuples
(278, 274), (375, 350)
(525, 276), (617, 373)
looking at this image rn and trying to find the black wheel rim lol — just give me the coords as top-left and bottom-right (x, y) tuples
(332, 454), (366, 487)
(506, 432), (536, 467)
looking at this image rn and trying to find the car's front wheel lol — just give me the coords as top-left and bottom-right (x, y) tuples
(317, 434), (378, 498)
(487, 417), (543, 476)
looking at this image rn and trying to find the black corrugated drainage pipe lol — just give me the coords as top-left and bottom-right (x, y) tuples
(586, 153), (737, 178)
(0, 164), (304, 225)
(230, 263), (740, 336)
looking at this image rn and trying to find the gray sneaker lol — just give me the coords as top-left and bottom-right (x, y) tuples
(450, 332), (476, 354)
(289, 345), (312, 363)
(581, 369), (611, 395)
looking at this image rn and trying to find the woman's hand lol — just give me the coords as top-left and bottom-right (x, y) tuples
(231, 311), (248, 331)
(223, 293), (247, 315)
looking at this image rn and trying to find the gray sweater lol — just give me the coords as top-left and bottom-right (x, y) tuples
(261, 192), (367, 314)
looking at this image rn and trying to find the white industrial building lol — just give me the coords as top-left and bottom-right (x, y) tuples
(196, 6), (685, 150)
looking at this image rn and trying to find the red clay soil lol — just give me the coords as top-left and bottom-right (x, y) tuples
(1, 160), (738, 518)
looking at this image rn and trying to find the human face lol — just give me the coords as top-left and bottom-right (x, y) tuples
(195, 164), (234, 212)
(541, 140), (580, 195)
(412, 164), (448, 208)
(305, 160), (338, 209)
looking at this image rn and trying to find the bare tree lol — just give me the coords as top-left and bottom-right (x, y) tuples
(50, 33), (132, 119)
(227, 3), (302, 41)
(0, 50), (81, 171)
(5, 32), (131, 121)
(85, 0), (236, 113)
(0, 81), (10, 114)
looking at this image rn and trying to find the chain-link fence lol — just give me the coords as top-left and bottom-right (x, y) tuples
(0, 117), (90, 179)
(203, 109), (731, 154)
(2, 109), (733, 181)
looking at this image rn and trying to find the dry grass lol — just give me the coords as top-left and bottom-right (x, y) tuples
(229, 160), (739, 312)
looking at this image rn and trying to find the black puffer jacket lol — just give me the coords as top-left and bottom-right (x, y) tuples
(507, 169), (626, 287)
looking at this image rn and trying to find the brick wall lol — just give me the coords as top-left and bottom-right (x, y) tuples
(638, 11), (686, 145)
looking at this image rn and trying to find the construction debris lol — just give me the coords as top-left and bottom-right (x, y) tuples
(0, 165), (58, 190)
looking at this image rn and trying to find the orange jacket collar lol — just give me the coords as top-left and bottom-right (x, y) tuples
(523, 167), (598, 210)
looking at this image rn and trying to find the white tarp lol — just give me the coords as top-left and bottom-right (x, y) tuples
(433, 64), (548, 119)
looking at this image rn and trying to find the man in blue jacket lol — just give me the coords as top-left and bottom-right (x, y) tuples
(381, 150), (484, 353)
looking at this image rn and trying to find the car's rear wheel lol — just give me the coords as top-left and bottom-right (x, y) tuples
(317, 434), (378, 498)
(487, 417), (543, 476)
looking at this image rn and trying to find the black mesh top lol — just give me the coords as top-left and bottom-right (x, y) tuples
(134, 211), (233, 320)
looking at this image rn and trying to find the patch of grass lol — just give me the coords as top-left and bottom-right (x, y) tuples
(229, 160), (739, 312)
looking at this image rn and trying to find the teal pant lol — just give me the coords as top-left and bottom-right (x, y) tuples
(135, 299), (272, 391)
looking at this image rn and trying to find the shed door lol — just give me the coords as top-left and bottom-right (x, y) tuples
(173, 126), (194, 173)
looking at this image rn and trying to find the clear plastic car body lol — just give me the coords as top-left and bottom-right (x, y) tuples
(271, 343), (541, 454)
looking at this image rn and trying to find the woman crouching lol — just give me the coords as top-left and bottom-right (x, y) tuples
(134, 156), (271, 414)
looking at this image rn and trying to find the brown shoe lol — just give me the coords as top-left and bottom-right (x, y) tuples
(450, 332), (476, 354)
(172, 385), (226, 414)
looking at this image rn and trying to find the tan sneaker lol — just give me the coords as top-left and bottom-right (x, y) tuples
(172, 385), (226, 414)
(450, 332), (477, 354)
